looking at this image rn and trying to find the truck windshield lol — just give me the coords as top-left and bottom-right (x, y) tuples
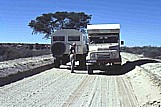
(89, 37), (118, 44)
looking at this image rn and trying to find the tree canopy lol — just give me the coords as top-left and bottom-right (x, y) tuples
(28, 11), (92, 39)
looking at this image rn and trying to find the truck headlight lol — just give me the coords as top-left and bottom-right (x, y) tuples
(111, 53), (116, 58)
(90, 53), (96, 59)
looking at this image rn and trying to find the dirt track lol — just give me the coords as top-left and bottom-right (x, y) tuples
(0, 53), (161, 107)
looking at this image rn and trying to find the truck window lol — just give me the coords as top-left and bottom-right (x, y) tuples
(89, 36), (118, 44)
(68, 36), (80, 41)
(53, 36), (65, 41)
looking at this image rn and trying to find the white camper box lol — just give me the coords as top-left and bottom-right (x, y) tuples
(86, 24), (123, 74)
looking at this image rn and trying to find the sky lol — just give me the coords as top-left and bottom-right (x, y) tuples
(0, 0), (161, 46)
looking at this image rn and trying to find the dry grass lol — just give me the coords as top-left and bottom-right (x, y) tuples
(0, 46), (51, 62)
(121, 46), (161, 59)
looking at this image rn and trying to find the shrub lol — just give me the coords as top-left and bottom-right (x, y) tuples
(121, 46), (161, 59)
(0, 46), (51, 62)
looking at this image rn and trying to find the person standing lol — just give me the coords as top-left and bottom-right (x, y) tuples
(69, 43), (76, 73)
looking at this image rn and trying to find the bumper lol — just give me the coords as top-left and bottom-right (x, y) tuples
(86, 58), (121, 64)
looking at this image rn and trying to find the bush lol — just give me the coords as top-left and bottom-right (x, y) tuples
(121, 46), (161, 59)
(0, 46), (51, 62)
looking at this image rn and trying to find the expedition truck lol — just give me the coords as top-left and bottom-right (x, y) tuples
(86, 24), (124, 74)
(51, 29), (88, 68)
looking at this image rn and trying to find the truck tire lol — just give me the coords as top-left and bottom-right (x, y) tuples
(51, 42), (66, 57)
(79, 55), (86, 69)
(62, 55), (69, 65)
(87, 65), (93, 74)
(54, 58), (61, 68)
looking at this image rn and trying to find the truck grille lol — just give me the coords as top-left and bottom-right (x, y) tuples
(97, 53), (110, 59)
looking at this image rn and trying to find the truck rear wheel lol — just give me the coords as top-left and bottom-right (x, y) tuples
(79, 55), (86, 69)
(54, 58), (61, 68)
(62, 55), (69, 65)
(87, 65), (93, 74)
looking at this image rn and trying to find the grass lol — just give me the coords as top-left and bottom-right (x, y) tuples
(121, 46), (161, 59)
(1, 45), (161, 62)
(0, 46), (51, 62)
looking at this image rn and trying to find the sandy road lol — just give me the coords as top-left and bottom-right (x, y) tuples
(0, 68), (139, 107)
(1, 53), (161, 107)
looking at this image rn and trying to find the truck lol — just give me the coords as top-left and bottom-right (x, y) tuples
(86, 24), (124, 74)
(51, 29), (88, 68)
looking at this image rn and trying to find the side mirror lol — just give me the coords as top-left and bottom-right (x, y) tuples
(121, 41), (124, 45)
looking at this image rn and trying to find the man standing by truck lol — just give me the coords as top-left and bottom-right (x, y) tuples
(69, 43), (76, 73)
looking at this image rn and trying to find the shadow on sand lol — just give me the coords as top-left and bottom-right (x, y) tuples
(56, 59), (160, 76)
(93, 59), (160, 76)
(0, 63), (54, 87)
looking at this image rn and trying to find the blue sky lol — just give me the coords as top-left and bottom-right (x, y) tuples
(0, 0), (161, 46)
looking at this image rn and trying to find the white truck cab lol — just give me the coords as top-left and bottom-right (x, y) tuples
(86, 24), (123, 74)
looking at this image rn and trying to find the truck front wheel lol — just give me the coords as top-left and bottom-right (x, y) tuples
(87, 65), (93, 74)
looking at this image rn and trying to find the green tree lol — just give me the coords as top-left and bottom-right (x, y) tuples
(28, 11), (92, 39)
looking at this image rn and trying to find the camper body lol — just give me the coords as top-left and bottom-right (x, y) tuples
(86, 24), (123, 74)
(51, 29), (88, 68)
